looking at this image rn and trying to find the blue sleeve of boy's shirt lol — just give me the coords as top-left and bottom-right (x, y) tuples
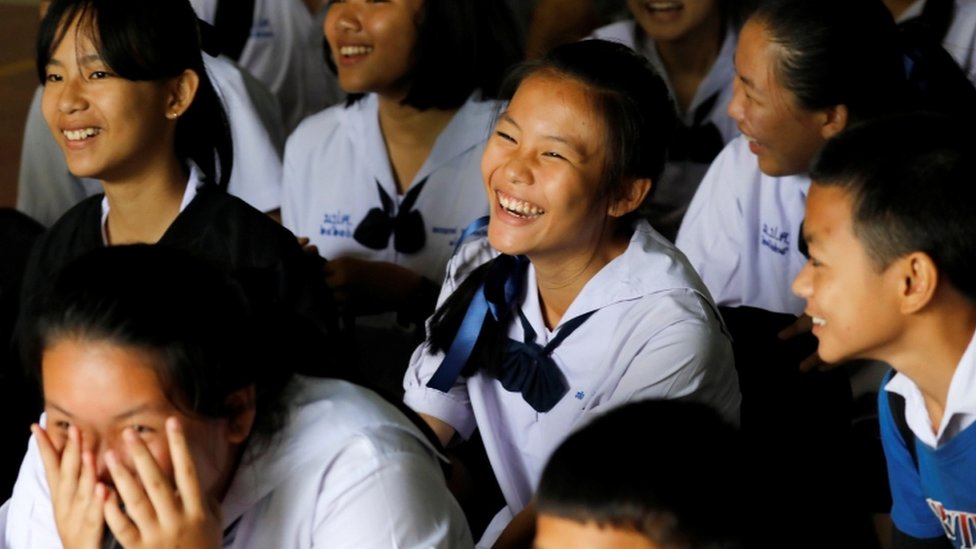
(879, 388), (947, 540)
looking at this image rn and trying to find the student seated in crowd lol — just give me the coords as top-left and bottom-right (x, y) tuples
(2, 244), (471, 548)
(793, 112), (976, 549)
(590, 0), (755, 241)
(16, 1), (287, 227)
(534, 399), (745, 549)
(403, 38), (740, 548)
(281, 0), (523, 396)
(18, 0), (337, 355)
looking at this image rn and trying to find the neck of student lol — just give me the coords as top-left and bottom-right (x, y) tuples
(101, 157), (188, 245)
(886, 294), (976, 432)
(377, 94), (458, 195)
(882, 0), (919, 20)
(530, 226), (630, 330)
(653, 12), (724, 113)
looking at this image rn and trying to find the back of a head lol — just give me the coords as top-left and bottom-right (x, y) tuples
(750, 0), (905, 124)
(500, 39), (677, 198)
(36, 0), (233, 189)
(811, 112), (976, 302)
(537, 400), (745, 548)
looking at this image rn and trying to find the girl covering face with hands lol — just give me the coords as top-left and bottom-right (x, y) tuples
(4, 245), (472, 549)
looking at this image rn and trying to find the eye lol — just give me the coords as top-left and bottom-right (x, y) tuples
(52, 420), (71, 431)
(130, 425), (155, 435)
(494, 130), (516, 144)
(542, 151), (567, 161)
(88, 70), (111, 80)
(45, 73), (62, 83)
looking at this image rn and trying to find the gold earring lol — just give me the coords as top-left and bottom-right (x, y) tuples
(166, 111), (180, 120)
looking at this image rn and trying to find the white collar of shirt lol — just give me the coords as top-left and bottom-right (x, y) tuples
(99, 164), (203, 245)
(886, 327), (976, 448)
(520, 220), (714, 333)
(338, 91), (495, 195)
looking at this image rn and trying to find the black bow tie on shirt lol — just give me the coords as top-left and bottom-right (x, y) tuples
(353, 177), (428, 254)
(497, 308), (596, 412)
(668, 91), (725, 164)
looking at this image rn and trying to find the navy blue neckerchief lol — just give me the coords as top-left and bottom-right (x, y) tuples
(354, 177), (428, 253)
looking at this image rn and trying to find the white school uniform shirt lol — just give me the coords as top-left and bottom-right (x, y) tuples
(676, 136), (811, 315)
(281, 92), (495, 289)
(2, 377), (473, 549)
(404, 220), (741, 547)
(588, 21), (739, 240)
(190, 0), (342, 133)
(16, 54), (283, 226)
(886, 328), (976, 449)
(897, 0), (976, 84)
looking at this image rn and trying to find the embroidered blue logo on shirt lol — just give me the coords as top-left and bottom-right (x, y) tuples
(760, 223), (790, 255)
(252, 18), (273, 39)
(320, 211), (354, 238)
(575, 391), (585, 400)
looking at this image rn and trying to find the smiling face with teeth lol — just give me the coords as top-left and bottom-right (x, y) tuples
(791, 184), (904, 364)
(41, 14), (186, 184)
(481, 71), (644, 268)
(627, 0), (722, 44)
(324, 0), (422, 99)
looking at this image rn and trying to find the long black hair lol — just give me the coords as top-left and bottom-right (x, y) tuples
(37, 0), (233, 189)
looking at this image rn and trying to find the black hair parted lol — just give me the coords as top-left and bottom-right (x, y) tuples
(31, 244), (293, 452)
(37, 0), (233, 189)
(537, 399), (745, 548)
(330, 0), (524, 110)
(810, 111), (976, 303)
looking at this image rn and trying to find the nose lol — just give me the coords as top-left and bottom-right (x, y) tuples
(90, 434), (123, 483)
(56, 75), (88, 115)
(502, 149), (533, 186)
(792, 261), (813, 299)
(727, 78), (744, 123)
(327, 2), (362, 36)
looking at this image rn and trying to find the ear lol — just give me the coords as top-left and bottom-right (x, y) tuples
(223, 385), (257, 445)
(898, 252), (938, 315)
(607, 177), (652, 218)
(819, 104), (849, 140)
(164, 68), (200, 120)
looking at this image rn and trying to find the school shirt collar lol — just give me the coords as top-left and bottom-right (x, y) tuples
(99, 164), (203, 245)
(520, 220), (715, 340)
(886, 326), (976, 448)
(338, 91), (495, 195)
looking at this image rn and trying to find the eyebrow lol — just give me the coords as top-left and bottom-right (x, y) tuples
(46, 401), (167, 421)
(46, 53), (104, 68)
(499, 113), (589, 159)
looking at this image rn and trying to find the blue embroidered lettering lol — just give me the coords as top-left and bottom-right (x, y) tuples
(760, 223), (791, 256)
(320, 211), (355, 239)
